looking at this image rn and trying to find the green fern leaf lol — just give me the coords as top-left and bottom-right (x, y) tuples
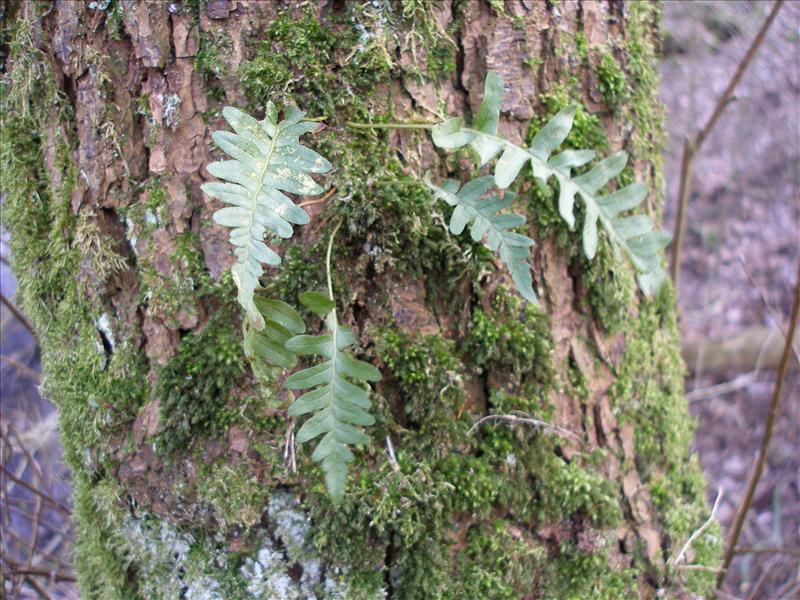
(430, 72), (671, 294)
(424, 174), (537, 303)
(243, 296), (306, 382)
(284, 291), (381, 504)
(201, 104), (332, 329)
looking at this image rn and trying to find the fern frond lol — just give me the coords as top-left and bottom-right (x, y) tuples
(431, 72), (671, 295)
(243, 296), (306, 382)
(201, 104), (332, 329)
(424, 174), (537, 303)
(284, 291), (381, 504)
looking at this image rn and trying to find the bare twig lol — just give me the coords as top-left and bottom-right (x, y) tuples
(0, 291), (36, 336)
(0, 465), (71, 515)
(297, 186), (337, 208)
(670, 0), (785, 295)
(283, 417), (297, 475)
(467, 412), (580, 441)
(0, 354), (41, 383)
(385, 436), (400, 472)
(717, 258), (800, 590)
(739, 255), (800, 365)
(671, 487), (723, 567)
(686, 371), (759, 402)
(735, 546), (800, 558)
(0, 559), (76, 583)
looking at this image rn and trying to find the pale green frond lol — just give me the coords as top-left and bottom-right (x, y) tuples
(429, 72), (671, 296)
(243, 296), (306, 382)
(202, 105), (332, 328)
(424, 175), (538, 304)
(284, 299), (381, 504)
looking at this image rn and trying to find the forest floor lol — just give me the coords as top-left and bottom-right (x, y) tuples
(661, 1), (799, 598)
(1, 1), (798, 598)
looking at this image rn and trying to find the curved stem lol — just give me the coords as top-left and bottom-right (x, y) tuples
(345, 121), (434, 130)
(325, 219), (343, 301)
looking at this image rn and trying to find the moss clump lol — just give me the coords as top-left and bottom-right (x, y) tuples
(374, 328), (464, 433)
(239, 7), (392, 118)
(71, 475), (136, 599)
(595, 52), (626, 110)
(650, 459), (722, 595)
(457, 521), (543, 598)
(543, 543), (638, 600)
(155, 308), (247, 453)
(196, 460), (271, 529)
(464, 288), (554, 390)
(583, 242), (637, 333)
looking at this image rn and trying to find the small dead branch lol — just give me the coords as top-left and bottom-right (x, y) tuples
(0, 354), (41, 383)
(735, 546), (800, 558)
(467, 412), (581, 442)
(670, 0), (785, 296)
(385, 436), (400, 472)
(283, 417), (296, 475)
(717, 258), (800, 590)
(0, 291), (36, 336)
(739, 255), (800, 366)
(670, 487), (723, 566)
(297, 186), (336, 208)
(0, 465), (71, 515)
(681, 325), (795, 374)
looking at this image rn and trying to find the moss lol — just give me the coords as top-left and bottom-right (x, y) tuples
(373, 328), (464, 433)
(543, 543), (638, 600)
(155, 307), (247, 454)
(194, 26), (230, 103)
(239, 8), (391, 118)
(595, 51), (626, 110)
(623, 1), (667, 209)
(610, 292), (721, 589)
(71, 475), (136, 599)
(464, 287), (554, 392)
(457, 521), (543, 599)
(196, 460), (271, 530)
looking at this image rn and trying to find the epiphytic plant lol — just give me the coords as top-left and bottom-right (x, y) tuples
(203, 71), (671, 503)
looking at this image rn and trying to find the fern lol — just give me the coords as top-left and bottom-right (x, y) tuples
(423, 174), (537, 303)
(430, 71), (670, 294)
(201, 104), (332, 329)
(243, 296), (306, 382)
(283, 224), (381, 503)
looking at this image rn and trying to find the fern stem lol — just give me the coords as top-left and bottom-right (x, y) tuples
(345, 121), (434, 130)
(325, 219), (343, 301)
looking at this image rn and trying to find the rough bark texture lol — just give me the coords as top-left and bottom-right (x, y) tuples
(1, 1), (720, 598)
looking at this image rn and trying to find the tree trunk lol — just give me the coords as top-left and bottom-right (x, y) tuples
(1, 1), (720, 598)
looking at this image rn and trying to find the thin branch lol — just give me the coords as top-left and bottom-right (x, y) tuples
(670, 0), (785, 294)
(686, 371), (758, 402)
(297, 186), (337, 208)
(670, 487), (723, 566)
(735, 546), (800, 558)
(717, 257), (800, 590)
(468, 413), (581, 441)
(0, 291), (35, 336)
(0, 464), (71, 515)
(0, 354), (41, 383)
(0, 560), (76, 583)
(385, 436), (400, 472)
(739, 255), (800, 365)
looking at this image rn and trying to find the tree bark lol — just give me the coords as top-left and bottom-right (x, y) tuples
(1, 1), (720, 598)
